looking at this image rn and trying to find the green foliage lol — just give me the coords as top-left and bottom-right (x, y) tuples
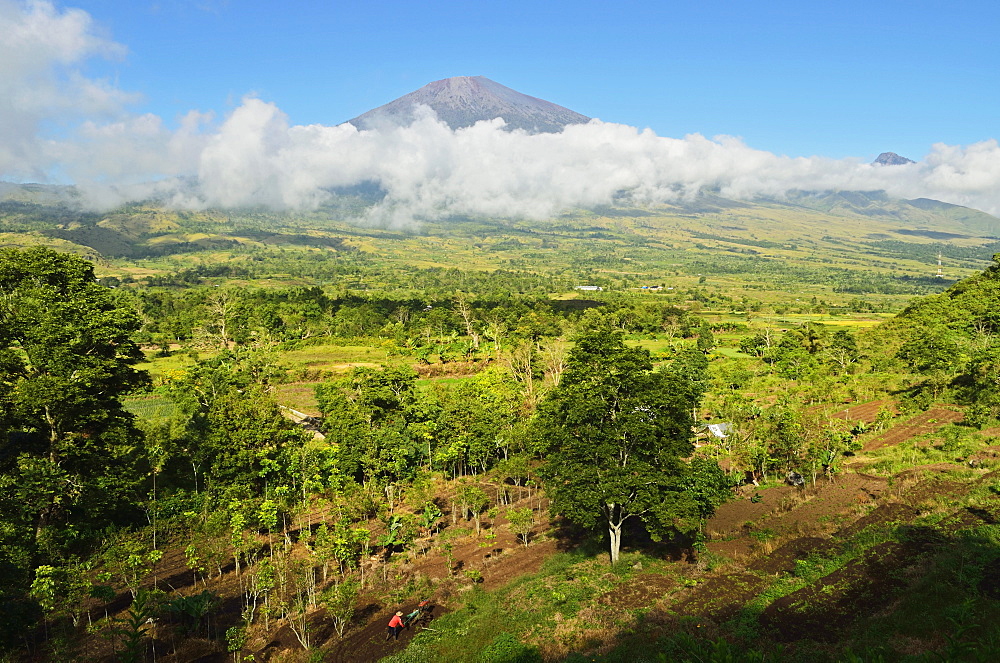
(506, 507), (535, 546)
(316, 365), (433, 484)
(28, 560), (93, 627)
(534, 329), (723, 563)
(478, 631), (542, 663)
(163, 349), (306, 493)
(457, 484), (491, 533)
(435, 367), (524, 476)
(225, 624), (248, 654)
(648, 633), (785, 663)
(378, 513), (414, 549)
(0, 247), (150, 588)
(8, 211), (1000, 660)
(897, 326), (963, 374)
(315, 520), (370, 575)
(320, 579), (359, 638)
(101, 534), (164, 598)
(163, 590), (220, 636)
(418, 501), (444, 533)
(105, 588), (162, 663)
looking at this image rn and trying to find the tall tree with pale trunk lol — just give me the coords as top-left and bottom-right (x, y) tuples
(533, 329), (726, 564)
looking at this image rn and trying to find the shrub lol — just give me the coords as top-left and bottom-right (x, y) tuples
(479, 632), (542, 663)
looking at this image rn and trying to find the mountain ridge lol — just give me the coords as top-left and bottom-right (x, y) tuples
(345, 76), (591, 133)
(873, 151), (915, 166)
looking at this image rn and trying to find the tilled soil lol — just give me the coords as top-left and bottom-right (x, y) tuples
(828, 399), (895, 424)
(325, 600), (445, 663)
(864, 407), (964, 451)
(73, 403), (992, 662)
(759, 541), (917, 642)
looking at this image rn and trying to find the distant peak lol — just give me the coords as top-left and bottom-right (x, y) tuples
(873, 152), (915, 166)
(345, 76), (591, 134)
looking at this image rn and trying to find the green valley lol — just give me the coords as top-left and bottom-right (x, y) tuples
(2, 187), (1000, 663)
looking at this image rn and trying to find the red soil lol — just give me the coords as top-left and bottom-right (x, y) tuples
(864, 407), (964, 451)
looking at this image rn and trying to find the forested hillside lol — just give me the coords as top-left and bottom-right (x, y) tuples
(2, 213), (1000, 661)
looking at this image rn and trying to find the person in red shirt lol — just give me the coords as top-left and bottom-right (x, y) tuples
(386, 611), (404, 640)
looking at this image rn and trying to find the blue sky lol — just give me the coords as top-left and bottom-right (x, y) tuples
(68, 0), (998, 160)
(4, 0), (1000, 218)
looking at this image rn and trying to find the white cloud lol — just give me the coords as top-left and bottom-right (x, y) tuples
(0, 0), (136, 179)
(170, 104), (1000, 222)
(5, 1), (1000, 224)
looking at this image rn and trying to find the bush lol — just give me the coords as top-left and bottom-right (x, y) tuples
(479, 632), (542, 663)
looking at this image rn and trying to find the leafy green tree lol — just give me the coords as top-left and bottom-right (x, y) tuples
(696, 321), (715, 353)
(312, 517), (371, 577)
(959, 343), (1000, 426)
(825, 329), (860, 373)
(533, 330), (726, 564)
(418, 501), (444, 534)
(28, 560), (93, 627)
(316, 366), (435, 484)
(897, 326), (963, 374)
(102, 534), (164, 598)
(506, 507), (535, 547)
(768, 333), (819, 380)
(0, 248), (149, 544)
(165, 349), (302, 493)
(435, 368), (523, 476)
(457, 484), (490, 534)
(896, 326), (965, 402)
(321, 579), (360, 638)
(763, 405), (806, 472)
(739, 329), (777, 357)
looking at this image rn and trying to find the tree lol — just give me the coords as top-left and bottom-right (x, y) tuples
(316, 366), (434, 484)
(457, 483), (490, 534)
(321, 579), (359, 638)
(0, 247), (148, 546)
(435, 367), (522, 476)
(162, 348), (303, 493)
(533, 330), (726, 564)
(506, 507), (535, 547)
(825, 329), (860, 373)
(959, 342), (1000, 426)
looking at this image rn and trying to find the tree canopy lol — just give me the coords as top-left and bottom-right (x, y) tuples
(532, 330), (729, 563)
(0, 247), (151, 643)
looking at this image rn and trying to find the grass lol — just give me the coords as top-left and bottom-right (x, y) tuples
(859, 422), (992, 476)
(385, 546), (658, 662)
(272, 382), (322, 414)
(135, 351), (199, 384)
(122, 394), (178, 419)
(11, 194), (984, 313)
(845, 522), (1000, 657)
(281, 342), (391, 371)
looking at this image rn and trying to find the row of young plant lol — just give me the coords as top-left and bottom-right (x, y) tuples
(27, 457), (549, 659)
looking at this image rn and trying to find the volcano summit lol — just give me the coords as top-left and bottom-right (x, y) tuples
(345, 76), (591, 134)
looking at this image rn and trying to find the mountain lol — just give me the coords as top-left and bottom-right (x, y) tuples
(0, 181), (80, 206)
(873, 152), (915, 166)
(345, 76), (591, 133)
(781, 190), (999, 237)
